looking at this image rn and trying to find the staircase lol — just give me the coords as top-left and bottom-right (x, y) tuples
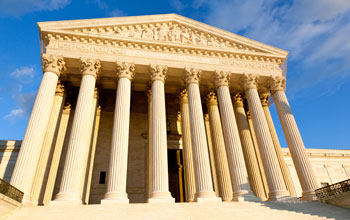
(3, 200), (350, 220)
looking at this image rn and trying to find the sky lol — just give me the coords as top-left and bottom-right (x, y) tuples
(0, 0), (349, 150)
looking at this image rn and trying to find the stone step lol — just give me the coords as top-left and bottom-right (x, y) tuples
(3, 201), (350, 220)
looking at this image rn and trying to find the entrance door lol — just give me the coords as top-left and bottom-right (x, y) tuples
(168, 149), (185, 202)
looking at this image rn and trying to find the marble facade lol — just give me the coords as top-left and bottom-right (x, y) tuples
(2, 14), (335, 205)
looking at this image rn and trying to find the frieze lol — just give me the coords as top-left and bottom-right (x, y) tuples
(47, 39), (282, 72)
(66, 22), (264, 53)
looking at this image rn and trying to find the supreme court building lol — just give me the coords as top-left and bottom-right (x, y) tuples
(8, 14), (323, 206)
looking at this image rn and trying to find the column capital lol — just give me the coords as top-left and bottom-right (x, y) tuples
(80, 58), (101, 79)
(116, 61), (136, 80)
(55, 82), (65, 97)
(178, 89), (188, 104)
(41, 54), (66, 76)
(96, 105), (102, 116)
(149, 64), (168, 83)
(259, 93), (270, 107)
(206, 91), (218, 106)
(214, 70), (231, 88)
(146, 89), (152, 102)
(204, 113), (210, 121)
(232, 93), (244, 108)
(62, 102), (72, 114)
(93, 88), (100, 99)
(246, 110), (252, 119)
(184, 68), (202, 85)
(241, 73), (258, 90)
(269, 76), (286, 92)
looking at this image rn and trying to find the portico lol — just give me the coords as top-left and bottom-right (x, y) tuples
(9, 14), (319, 205)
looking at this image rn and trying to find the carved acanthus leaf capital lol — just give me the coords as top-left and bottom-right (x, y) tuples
(41, 54), (66, 76)
(178, 89), (188, 104)
(206, 91), (218, 106)
(96, 105), (102, 116)
(241, 73), (258, 90)
(149, 64), (168, 82)
(63, 102), (72, 114)
(214, 70), (231, 87)
(80, 58), (101, 78)
(260, 93), (270, 107)
(269, 75), (286, 92)
(93, 88), (100, 99)
(184, 68), (202, 85)
(146, 90), (152, 102)
(116, 61), (136, 80)
(232, 93), (244, 107)
(55, 82), (65, 96)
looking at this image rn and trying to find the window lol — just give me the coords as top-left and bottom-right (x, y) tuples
(99, 171), (106, 184)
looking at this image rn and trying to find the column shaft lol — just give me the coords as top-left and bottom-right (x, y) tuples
(261, 95), (296, 197)
(54, 70), (98, 203)
(179, 90), (196, 202)
(245, 87), (289, 200)
(233, 94), (267, 200)
(10, 71), (60, 202)
(217, 86), (253, 201)
(206, 92), (233, 201)
(247, 112), (269, 197)
(103, 77), (132, 203)
(148, 80), (174, 202)
(83, 102), (101, 204)
(42, 103), (71, 205)
(272, 89), (319, 200)
(204, 114), (220, 197)
(81, 89), (98, 202)
(31, 84), (65, 204)
(187, 82), (218, 201)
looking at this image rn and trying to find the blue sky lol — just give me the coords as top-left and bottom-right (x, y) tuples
(0, 0), (349, 150)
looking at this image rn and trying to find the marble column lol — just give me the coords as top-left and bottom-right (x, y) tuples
(184, 68), (220, 202)
(204, 114), (220, 197)
(148, 65), (174, 203)
(146, 90), (152, 199)
(43, 102), (72, 205)
(31, 83), (66, 205)
(84, 105), (101, 204)
(53, 58), (101, 204)
(81, 88), (99, 202)
(10, 54), (65, 203)
(214, 71), (254, 201)
(102, 62), (136, 204)
(260, 93), (297, 197)
(178, 89), (196, 202)
(206, 91), (233, 201)
(270, 76), (319, 200)
(246, 111), (269, 197)
(232, 93), (267, 201)
(242, 74), (289, 200)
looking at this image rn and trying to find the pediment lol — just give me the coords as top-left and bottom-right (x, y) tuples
(38, 14), (288, 59)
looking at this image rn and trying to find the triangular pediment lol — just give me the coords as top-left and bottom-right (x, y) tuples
(38, 14), (288, 59)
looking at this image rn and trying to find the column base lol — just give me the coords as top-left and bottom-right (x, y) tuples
(301, 190), (318, 201)
(101, 192), (129, 204)
(267, 190), (291, 201)
(195, 191), (221, 203)
(148, 191), (175, 203)
(50, 192), (82, 205)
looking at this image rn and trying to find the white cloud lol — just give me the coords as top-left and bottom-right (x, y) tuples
(4, 93), (36, 120)
(197, 0), (350, 95)
(0, 0), (71, 17)
(10, 66), (35, 78)
(108, 8), (126, 17)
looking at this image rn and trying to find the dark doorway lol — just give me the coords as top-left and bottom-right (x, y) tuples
(168, 149), (185, 202)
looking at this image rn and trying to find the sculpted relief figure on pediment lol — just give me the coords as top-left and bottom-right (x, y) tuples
(70, 22), (262, 53)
